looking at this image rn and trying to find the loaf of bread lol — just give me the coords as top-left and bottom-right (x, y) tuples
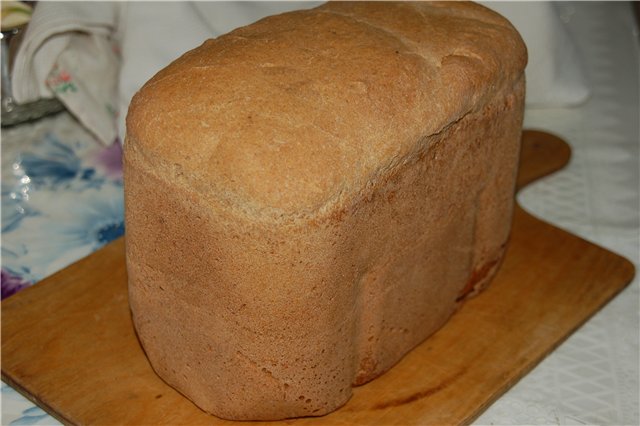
(124, 1), (526, 420)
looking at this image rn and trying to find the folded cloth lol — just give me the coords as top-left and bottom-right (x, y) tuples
(11, 2), (120, 145)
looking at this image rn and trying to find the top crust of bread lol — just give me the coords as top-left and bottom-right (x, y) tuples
(126, 1), (526, 220)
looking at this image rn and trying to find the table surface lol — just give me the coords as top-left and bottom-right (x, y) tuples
(2, 2), (638, 425)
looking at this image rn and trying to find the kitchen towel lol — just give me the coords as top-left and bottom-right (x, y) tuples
(10, 2), (120, 145)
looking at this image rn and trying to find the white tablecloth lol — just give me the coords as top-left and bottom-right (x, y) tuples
(477, 3), (639, 424)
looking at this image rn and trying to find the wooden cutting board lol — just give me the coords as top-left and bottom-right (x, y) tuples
(2, 130), (635, 425)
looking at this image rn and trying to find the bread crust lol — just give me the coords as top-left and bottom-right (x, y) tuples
(126, 1), (526, 219)
(125, 1), (526, 420)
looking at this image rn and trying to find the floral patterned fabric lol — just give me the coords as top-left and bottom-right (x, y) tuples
(1, 112), (124, 302)
(1, 111), (123, 425)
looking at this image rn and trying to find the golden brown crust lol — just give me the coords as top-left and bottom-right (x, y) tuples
(126, 1), (526, 217)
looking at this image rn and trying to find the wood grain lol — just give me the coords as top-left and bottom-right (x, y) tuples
(2, 130), (635, 425)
